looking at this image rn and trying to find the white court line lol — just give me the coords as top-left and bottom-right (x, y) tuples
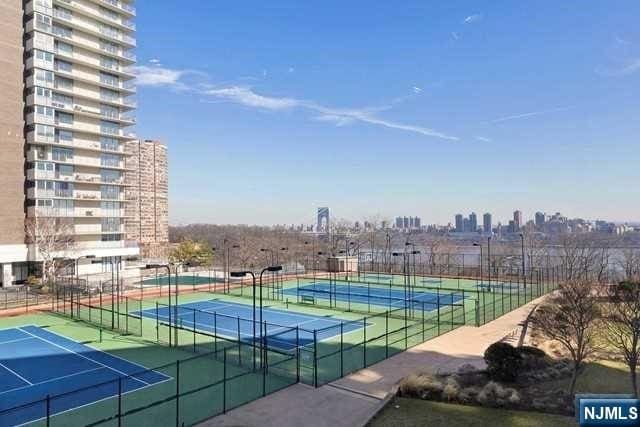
(28, 325), (171, 382)
(0, 336), (35, 346)
(0, 367), (104, 397)
(0, 360), (33, 386)
(17, 327), (149, 387)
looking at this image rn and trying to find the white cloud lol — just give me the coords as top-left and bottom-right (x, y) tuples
(475, 136), (492, 142)
(288, 67), (295, 73)
(599, 58), (640, 77)
(204, 86), (459, 141)
(464, 14), (483, 24)
(490, 106), (574, 123)
(451, 32), (460, 40)
(133, 65), (185, 87)
(149, 58), (161, 64)
(132, 64), (458, 141)
(204, 86), (300, 110)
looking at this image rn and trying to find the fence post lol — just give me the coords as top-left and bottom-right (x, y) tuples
(363, 317), (367, 367)
(118, 376), (122, 427)
(237, 316), (242, 365)
(175, 359), (180, 426)
(296, 326), (300, 383)
(46, 394), (51, 427)
(223, 349), (227, 413)
(313, 330), (318, 387)
(421, 301), (425, 341)
(385, 310), (389, 358)
(193, 310), (197, 353)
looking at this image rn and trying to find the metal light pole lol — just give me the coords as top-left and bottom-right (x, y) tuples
(487, 236), (492, 292)
(473, 243), (483, 284)
(520, 233), (526, 289)
(146, 263), (172, 346)
(259, 265), (282, 366)
(231, 270), (256, 369)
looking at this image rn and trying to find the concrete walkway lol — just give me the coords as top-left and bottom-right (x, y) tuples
(202, 295), (546, 427)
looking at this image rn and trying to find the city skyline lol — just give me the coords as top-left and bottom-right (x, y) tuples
(130, 0), (640, 226)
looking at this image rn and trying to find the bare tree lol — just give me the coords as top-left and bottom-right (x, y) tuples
(530, 278), (600, 395)
(603, 281), (640, 397)
(25, 217), (75, 284)
(619, 248), (640, 282)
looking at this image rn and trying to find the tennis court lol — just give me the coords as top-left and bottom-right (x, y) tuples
(134, 299), (366, 351)
(139, 274), (223, 287)
(0, 325), (169, 426)
(283, 282), (465, 310)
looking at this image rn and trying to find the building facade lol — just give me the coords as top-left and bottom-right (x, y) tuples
(483, 213), (492, 234)
(124, 139), (168, 258)
(0, 0), (139, 285)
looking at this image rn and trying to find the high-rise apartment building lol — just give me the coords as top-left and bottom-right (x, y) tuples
(535, 211), (546, 229)
(513, 210), (523, 231)
(0, 0), (138, 285)
(125, 139), (168, 258)
(483, 213), (492, 234)
(469, 212), (478, 232)
(454, 214), (463, 232)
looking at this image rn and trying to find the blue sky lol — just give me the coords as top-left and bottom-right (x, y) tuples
(133, 1), (640, 226)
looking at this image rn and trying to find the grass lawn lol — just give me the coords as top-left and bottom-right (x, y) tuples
(546, 359), (631, 395)
(369, 398), (577, 427)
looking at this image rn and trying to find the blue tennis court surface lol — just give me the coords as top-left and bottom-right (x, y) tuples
(283, 282), (465, 310)
(133, 299), (366, 351)
(0, 325), (169, 427)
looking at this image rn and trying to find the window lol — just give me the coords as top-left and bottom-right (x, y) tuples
(52, 25), (72, 39)
(55, 181), (73, 197)
(100, 105), (119, 119)
(55, 41), (73, 56)
(101, 201), (120, 216)
(100, 72), (119, 87)
(102, 234), (123, 242)
(100, 169), (121, 183)
(36, 87), (52, 98)
(100, 40), (118, 54)
(100, 56), (119, 71)
(100, 88), (119, 102)
(35, 13), (52, 32)
(55, 76), (73, 90)
(52, 92), (73, 106)
(37, 180), (54, 193)
(53, 7), (72, 20)
(56, 164), (74, 177)
(56, 129), (73, 143)
(36, 162), (54, 172)
(35, 69), (54, 84)
(37, 199), (53, 207)
(100, 120), (119, 135)
(100, 136), (119, 151)
(101, 185), (119, 200)
(56, 111), (74, 125)
(52, 147), (73, 162)
(100, 24), (119, 39)
(35, 105), (54, 118)
(100, 153), (120, 167)
(36, 124), (55, 138)
(34, 49), (54, 68)
(53, 199), (74, 216)
(100, 6), (119, 22)
(101, 217), (120, 232)
(55, 59), (72, 73)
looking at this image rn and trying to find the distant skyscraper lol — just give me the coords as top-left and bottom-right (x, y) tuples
(535, 212), (546, 229)
(395, 217), (403, 229)
(414, 217), (421, 229)
(469, 212), (478, 232)
(403, 216), (409, 229)
(455, 214), (463, 232)
(409, 217), (415, 229)
(463, 218), (470, 232)
(483, 213), (492, 233)
(513, 210), (523, 231)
